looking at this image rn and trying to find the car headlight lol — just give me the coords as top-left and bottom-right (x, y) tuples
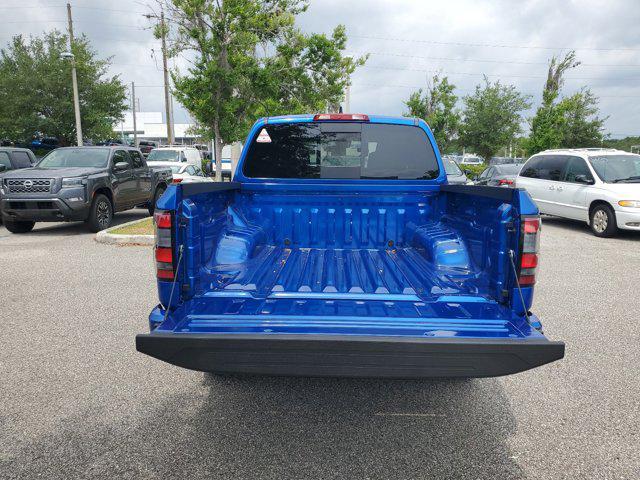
(618, 200), (640, 208)
(61, 177), (87, 187)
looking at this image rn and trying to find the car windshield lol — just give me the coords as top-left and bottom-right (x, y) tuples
(443, 157), (463, 175)
(243, 122), (439, 180)
(589, 155), (640, 183)
(496, 164), (523, 175)
(37, 148), (110, 168)
(147, 149), (179, 162)
(169, 166), (183, 174)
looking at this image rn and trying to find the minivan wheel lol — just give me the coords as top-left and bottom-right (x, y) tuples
(87, 194), (113, 232)
(590, 204), (617, 237)
(4, 219), (35, 233)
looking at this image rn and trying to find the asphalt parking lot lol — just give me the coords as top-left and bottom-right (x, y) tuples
(1, 213), (638, 479)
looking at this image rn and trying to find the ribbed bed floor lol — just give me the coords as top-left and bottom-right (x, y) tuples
(206, 246), (484, 299)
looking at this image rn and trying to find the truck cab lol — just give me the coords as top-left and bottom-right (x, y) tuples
(136, 114), (564, 378)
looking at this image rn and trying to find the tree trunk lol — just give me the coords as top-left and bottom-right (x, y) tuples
(213, 122), (223, 182)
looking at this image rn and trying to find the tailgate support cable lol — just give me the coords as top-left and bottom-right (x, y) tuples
(508, 249), (532, 327)
(163, 244), (184, 323)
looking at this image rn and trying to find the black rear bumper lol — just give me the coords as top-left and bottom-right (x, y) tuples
(136, 333), (565, 378)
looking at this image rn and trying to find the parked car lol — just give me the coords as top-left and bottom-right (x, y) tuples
(459, 154), (484, 166)
(475, 164), (523, 187)
(489, 156), (521, 166)
(96, 139), (127, 146)
(0, 147), (37, 174)
(0, 146), (172, 233)
(442, 155), (470, 184)
(211, 157), (233, 180)
(138, 140), (158, 157)
(136, 113), (564, 378)
(161, 163), (212, 184)
(516, 148), (640, 237)
(146, 146), (202, 167)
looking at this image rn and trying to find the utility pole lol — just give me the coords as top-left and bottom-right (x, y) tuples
(160, 9), (174, 145)
(344, 84), (351, 113)
(66, 3), (83, 146)
(131, 82), (138, 146)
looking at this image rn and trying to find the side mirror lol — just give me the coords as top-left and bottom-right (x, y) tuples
(114, 161), (129, 171)
(0, 164), (7, 173)
(575, 174), (594, 185)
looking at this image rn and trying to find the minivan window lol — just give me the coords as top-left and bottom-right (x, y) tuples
(520, 155), (565, 180)
(520, 156), (544, 178)
(589, 155), (640, 183)
(564, 157), (593, 183)
(243, 122), (439, 180)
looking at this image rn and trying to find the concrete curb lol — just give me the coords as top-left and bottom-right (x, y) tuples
(95, 217), (155, 246)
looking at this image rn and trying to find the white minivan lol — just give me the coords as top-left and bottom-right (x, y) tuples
(516, 148), (640, 237)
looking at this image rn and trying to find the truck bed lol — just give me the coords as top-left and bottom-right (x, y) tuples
(137, 115), (564, 377)
(206, 244), (486, 299)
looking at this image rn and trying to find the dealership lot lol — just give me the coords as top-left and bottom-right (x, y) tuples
(0, 215), (638, 480)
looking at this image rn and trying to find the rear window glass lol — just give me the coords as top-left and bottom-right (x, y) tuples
(496, 164), (523, 175)
(242, 122), (439, 180)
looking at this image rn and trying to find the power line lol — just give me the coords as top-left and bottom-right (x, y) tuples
(350, 34), (640, 53)
(346, 51), (640, 68)
(352, 82), (640, 98)
(359, 64), (631, 81)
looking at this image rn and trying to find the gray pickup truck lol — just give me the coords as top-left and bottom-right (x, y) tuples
(0, 146), (171, 233)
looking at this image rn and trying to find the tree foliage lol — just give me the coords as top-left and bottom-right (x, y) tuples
(0, 31), (127, 145)
(403, 74), (459, 153)
(527, 51), (605, 154)
(161, 0), (365, 180)
(459, 76), (531, 160)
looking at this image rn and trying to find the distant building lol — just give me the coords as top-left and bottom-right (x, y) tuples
(115, 112), (198, 145)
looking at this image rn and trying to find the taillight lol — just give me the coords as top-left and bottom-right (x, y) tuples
(519, 217), (540, 286)
(154, 210), (174, 280)
(313, 113), (369, 121)
(498, 179), (514, 186)
(172, 178), (183, 184)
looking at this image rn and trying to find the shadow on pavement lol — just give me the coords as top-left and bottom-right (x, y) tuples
(5, 375), (524, 479)
(541, 215), (640, 241)
(12, 209), (150, 237)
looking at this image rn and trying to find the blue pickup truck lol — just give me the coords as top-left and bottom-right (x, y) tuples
(136, 113), (564, 378)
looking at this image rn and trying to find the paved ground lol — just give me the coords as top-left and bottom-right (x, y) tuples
(1, 213), (638, 479)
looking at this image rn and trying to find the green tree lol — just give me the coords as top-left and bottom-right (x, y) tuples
(459, 76), (531, 160)
(0, 31), (127, 145)
(603, 135), (640, 152)
(556, 89), (606, 148)
(162, 0), (365, 180)
(527, 51), (605, 154)
(403, 74), (459, 153)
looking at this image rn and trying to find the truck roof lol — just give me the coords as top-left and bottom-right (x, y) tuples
(262, 113), (421, 126)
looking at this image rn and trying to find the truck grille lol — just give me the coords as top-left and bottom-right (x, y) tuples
(5, 178), (54, 193)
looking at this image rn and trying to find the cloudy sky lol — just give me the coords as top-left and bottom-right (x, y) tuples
(2, 0), (639, 137)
